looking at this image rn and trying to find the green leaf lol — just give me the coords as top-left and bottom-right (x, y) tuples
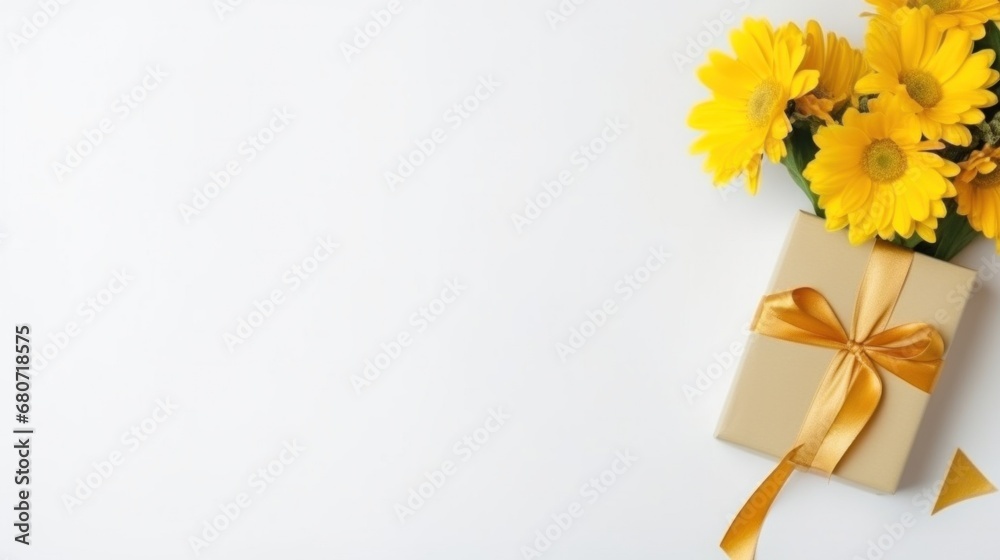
(781, 126), (825, 218)
(931, 200), (982, 261)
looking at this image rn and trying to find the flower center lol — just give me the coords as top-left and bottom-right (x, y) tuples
(972, 162), (1000, 189)
(862, 139), (908, 183)
(747, 80), (782, 128)
(901, 70), (943, 108)
(919, 0), (959, 12)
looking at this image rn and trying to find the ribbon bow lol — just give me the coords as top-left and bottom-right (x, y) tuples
(721, 241), (946, 560)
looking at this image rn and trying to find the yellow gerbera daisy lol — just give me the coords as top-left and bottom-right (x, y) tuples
(795, 21), (868, 124)
(855, 6), (1000, 146)
(955, 144), (1000, 248)
(865, 0), (1000, 40)
(689, 19), (819, 193)
(803, 96), (959, 244)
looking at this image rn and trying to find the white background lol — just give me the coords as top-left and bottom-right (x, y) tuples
(1, 0), (999, 558)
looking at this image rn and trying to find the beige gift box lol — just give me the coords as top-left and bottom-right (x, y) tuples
(716, 212), (977, 494)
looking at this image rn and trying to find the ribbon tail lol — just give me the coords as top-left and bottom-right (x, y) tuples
(811, 364), (883, 474)
(721, 448), (801, 560)
(790, 351), (854, 468)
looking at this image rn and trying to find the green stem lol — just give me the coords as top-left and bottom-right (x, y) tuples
(781, 127), (825, 218)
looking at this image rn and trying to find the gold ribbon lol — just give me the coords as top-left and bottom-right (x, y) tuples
(721, 240), (946, 560)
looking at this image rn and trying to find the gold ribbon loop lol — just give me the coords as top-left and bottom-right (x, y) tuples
(753, 288), (849, 350)
(721, 240), (946, 560)
(864, 324), (944, 393)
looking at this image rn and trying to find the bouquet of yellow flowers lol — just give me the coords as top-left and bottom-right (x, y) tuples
(692, 3), (1000, 559)
(690, 1), (1000, 261)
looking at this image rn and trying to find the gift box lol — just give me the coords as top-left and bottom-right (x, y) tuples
(716, 211), (977, 494)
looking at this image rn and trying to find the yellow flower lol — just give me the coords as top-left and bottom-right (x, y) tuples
(955, 144), (1000, 248)
(803, 96), (959, 244)
(689, 19), (819, 193)
(866, 0), (1000, 40)
(856, 6), (999, 146)
(795, 21), (868, 124)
